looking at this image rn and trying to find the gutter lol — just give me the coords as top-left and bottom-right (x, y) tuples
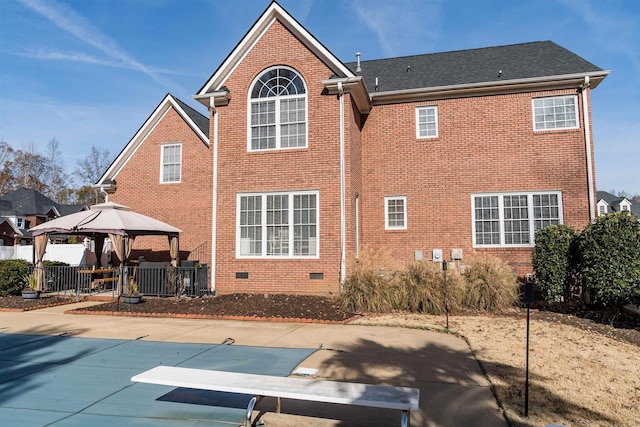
(370, 71), (610, 104)
(581, 76), (596, 221)
(337, 82), (346, 286)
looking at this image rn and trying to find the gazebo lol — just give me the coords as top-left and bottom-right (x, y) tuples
(29, 202), (181, 294)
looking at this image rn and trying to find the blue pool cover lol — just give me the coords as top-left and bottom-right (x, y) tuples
(0, 333), (316, 426)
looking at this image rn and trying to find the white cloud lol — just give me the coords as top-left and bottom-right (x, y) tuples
(351, 0), (443, 57)
(1, 47), (203, 78)
(17, 0), (187, 90)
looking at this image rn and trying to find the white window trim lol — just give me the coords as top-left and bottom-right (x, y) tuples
(385, 195), (407, 230)
(471, 191), (563, 248)
(160, 142), (182, 184)
(532, 95), (579, 131)
(597, 201), (608, 216)
(415, 106), (439, 139)
(619, 200), (631, 212)
(236, 190), (320, 259)
(246, 66), (309, 152)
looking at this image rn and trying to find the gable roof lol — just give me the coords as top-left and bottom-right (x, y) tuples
(597, 190), (640, 219)
(0, 188), (61, 217)
(96, 94), (209, 187)
(195, 1), (354, 104)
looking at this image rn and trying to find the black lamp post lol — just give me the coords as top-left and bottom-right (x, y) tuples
(524, 277), (535, 417)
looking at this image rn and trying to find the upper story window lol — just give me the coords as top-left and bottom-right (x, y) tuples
(15, 218), (25, 228)
(597, 202), (608, 216)
(532, 95), (578, 131)
(472, 191), (562, 247)
(416, 106), (438, 138)
(248, 67), (307, 151)
(161, 143), (181, 183)
(385, 196), (407, 230)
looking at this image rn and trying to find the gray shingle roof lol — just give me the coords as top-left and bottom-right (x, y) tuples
(0, 188), (58, 216)
(0, 188), (85, 217)
(171, 95), (209, 138)
(344, 41), (604, 93)
(597, 191), (640, 219)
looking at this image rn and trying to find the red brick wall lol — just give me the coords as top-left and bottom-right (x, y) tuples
(360, 89), (594, 277)
(213, 21), (346, 295)
(110, 107), (213, 265)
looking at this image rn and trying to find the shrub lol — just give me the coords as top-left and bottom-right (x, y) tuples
(336, 269), (396, 313)
(0, 259), (32, 296)
(462, 256), (519, 311)
(577, 211), (640, 307)
(532, 225), (579, 303)
(397, 261), (464, 314)
(336, 246), (403, 313)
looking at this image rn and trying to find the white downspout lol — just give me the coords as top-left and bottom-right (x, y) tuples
(210, 98), (218, 293)
(581, 76), (595, 221)
(338, 82), (346, 286)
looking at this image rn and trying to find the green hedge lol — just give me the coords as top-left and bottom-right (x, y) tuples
(578, 211), (640, 307)
(0, 259), (31, 296)
(532, 225), (579, 303)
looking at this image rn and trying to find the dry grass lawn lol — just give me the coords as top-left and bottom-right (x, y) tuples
(353, 310), (640, 427)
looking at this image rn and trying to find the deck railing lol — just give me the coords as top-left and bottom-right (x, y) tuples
(38, 264), (210, 298)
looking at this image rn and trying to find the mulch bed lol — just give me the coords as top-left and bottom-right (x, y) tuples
(67, 293), (358, 323)
(0, 295), (80, 312)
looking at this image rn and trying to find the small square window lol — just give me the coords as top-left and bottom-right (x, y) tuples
(416, 106), (438, 138)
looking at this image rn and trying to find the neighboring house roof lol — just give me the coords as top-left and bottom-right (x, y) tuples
(597, 190), (640, 218)
(96, 94), (209, 187)
(0, 217), (22, 236)
(344, 41), (607, 95)
(58, 204), (88, 216)
(0, 188), (61, 217)
(0, 188), (87, 238)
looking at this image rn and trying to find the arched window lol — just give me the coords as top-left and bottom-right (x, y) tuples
(248, 66), (307, 150)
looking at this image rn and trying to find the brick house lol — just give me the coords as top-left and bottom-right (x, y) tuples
(0, 188), (86, 245)
(96, 2), (609, 295)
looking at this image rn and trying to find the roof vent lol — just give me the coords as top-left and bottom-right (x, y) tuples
(355, 52), (361, 72)
(498, 70), (503, 79)
(407, 65), (412, 72)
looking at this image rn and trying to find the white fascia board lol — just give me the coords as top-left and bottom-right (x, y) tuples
(371, 70), (611, 105)
(97, 95), (208, 185)
(197, 2), (353, 96)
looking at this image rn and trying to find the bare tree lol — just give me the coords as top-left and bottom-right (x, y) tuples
(75, 146), (112, 205)
(0, 140), (16, 194)
(44, 138), (71, 203)
(12, 145), (48, 193)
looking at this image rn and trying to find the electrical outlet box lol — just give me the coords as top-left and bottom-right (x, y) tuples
(451, 248), (463, 260)
(432, 249), (443, 262)
(414, 250), (423, 261)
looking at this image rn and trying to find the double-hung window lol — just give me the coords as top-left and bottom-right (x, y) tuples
(237, 191), (318, 258)
(472, 192), (562, 247)
(532, 95), (578, 131)
(160, 143), (181, 183)
(385, 196), (407, 230)
(249, 67), (307, 151)
(416, 106), (438, 138)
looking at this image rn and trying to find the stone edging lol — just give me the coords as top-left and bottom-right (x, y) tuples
(63, 308), (355, 325)
(0, 300), (77, 312)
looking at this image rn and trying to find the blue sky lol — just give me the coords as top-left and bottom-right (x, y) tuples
(1, 0), (638, 194)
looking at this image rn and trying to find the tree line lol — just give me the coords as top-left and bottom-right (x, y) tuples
(0, 138), (113, 206)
